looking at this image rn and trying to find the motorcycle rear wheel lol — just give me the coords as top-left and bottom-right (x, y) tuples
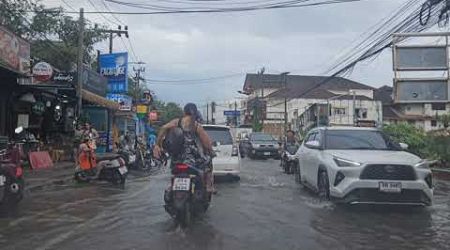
(177, 203), (192, 228)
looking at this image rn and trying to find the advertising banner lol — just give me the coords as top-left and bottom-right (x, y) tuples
(0, 25), (30, 74)
(99, 52), (128, 93)
(106, 93), (132, 111)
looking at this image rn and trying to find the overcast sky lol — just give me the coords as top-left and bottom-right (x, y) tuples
(43, 0), (406, 104)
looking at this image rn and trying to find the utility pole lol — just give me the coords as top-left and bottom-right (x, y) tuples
(211, 102), (216, 125)
(352, 90), (356, 126)
(281, 72), (290, 136)
(96, 26), (129, 54)
(76, 8), (84, 118)
(133, 66), (145, 103)
(234, 100), (238, 127)
(206, 103), (209, 124)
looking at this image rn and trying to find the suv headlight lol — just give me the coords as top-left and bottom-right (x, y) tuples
(333, 156), (362, 167)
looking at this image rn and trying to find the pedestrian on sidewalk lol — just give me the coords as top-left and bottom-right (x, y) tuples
(73, 124), (83, 165)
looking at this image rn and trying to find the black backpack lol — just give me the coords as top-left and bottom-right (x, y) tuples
(163, 119), (185, 157)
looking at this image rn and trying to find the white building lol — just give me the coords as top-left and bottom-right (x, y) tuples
(242, 73), (382, 138)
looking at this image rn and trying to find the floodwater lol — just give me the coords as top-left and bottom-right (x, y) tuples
(0, 159), (449, 250)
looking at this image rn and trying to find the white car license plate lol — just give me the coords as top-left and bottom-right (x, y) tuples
(264, 152), (271, 156)
(118, 166), (128, 175)
(129, 155), (136, 163)
(173, 178), (191, 191)
(379, 181), (402, 193)
(0, 175), (5, 186)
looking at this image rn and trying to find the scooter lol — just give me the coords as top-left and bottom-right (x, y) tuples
(164, 158), (212, 227)
(74, 141), (128, 185)
(282, 144), (299, 175)
(117, 139), (137, 170)
(0, 127), (25, 207)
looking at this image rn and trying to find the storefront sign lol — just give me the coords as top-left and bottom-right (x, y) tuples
(82, 66), (108, 97)
(0, 25), (30, 74)
(33, 62), (53, 82)
(52, 72), (75, 83)
(99, 52), (128, 94)
(106, 93), (132, 111)
(32, 102), (45, 115)
(136, 105), (147, 119)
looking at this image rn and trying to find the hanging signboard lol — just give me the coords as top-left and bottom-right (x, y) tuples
(106, 93), (132, 111)
(0, 25), (30, 74)
(33, 62), (53, 82)
(394, 79), (448, 102)
(136, 105), (147, 119)
(99, 52), (128, 94)
(394, 46), (448, 71)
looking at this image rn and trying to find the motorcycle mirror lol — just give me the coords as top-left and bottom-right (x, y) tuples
(15, 126), (24, 134)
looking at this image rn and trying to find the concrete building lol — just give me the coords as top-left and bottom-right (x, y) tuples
(242, 73), (382, 138)
(375, 86), (450, 131)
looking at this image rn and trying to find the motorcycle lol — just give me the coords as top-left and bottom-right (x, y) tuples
(164, 158), (212, 227)
(74, 141), (128, 185)
(117, 138), (137, 170)
(282, 144), (299, 175)
(0, 127), (25, 207)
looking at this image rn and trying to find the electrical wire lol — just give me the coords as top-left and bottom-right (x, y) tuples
(27, 0), (363, 15)
(145, 73), (244, 83)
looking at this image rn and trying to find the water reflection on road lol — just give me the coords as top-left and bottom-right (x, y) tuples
(0, 159), (449, 250)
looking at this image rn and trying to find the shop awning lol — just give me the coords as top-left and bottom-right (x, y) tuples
(82, 89), (120, 111)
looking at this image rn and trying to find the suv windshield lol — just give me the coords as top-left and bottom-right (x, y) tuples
(251, 133), (275, 141)
(204, 127), (233, 145)
(325, 130), (400, 150)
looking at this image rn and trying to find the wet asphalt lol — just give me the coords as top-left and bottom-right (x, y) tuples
(1, 159), (450, 250)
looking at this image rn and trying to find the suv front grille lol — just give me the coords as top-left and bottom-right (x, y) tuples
(360, 164), (416, 180)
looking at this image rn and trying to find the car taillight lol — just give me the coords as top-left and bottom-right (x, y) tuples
(232, 145), (238, 156)
(176, 163), (189, 172)
(15, 166), (23, 177)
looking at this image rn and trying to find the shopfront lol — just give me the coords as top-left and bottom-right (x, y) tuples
(0, 25), (31, 137)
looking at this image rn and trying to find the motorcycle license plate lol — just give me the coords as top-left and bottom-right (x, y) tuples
(0, 175), (5, 186)
(264, 152), (271, 156)
(173, 178), (191, 191)
(129, 155), (136, 163)
(118, 166), (128, 175)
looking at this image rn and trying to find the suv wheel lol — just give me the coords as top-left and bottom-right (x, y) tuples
(318, 170), (330, 200)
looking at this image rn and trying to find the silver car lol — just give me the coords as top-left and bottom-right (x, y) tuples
(296, 127), (433, 206)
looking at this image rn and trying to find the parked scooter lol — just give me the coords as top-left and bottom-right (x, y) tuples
(74, 139), (128, 185)
(164, 157), (212, 227)
(0, 127), (25, 207)
(117, 135), (137, 169)
(282, 144), (299, 175)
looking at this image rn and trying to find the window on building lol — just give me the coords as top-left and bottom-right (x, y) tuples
(333, 108), (346, 115)
(431, 120), (437, 127)
(431, 103), (446, 111)
(355, 108), (368, 119)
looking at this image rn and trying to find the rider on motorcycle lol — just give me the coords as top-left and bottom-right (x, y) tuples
(153, 103), (215, 192)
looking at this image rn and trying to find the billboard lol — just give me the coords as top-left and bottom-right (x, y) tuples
(106, 93), (132, 111)
(394, 46), (447, 71)
(99, 52), (128, 93)
(0, 25), (30, 74)
(395, 79), (448, 102)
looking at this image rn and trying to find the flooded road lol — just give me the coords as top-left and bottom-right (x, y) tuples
(1, 159), (450, 250)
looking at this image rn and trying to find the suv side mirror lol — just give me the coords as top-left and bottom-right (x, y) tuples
(399, 142), (408, 150)
(305, 140), (321, 149)
(213, 141), (221, 147)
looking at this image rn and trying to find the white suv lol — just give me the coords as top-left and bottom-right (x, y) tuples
(296, 127), (433, 206)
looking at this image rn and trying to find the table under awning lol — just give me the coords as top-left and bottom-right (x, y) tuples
(82, 89), (120, 111)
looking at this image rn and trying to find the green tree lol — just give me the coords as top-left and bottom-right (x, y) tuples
(153, 101), (183, 125)
(1, 0), (107, 70)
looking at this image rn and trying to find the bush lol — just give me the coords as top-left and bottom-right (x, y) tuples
(383, 123), (427, 158)
(427, 129), (450, 166)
